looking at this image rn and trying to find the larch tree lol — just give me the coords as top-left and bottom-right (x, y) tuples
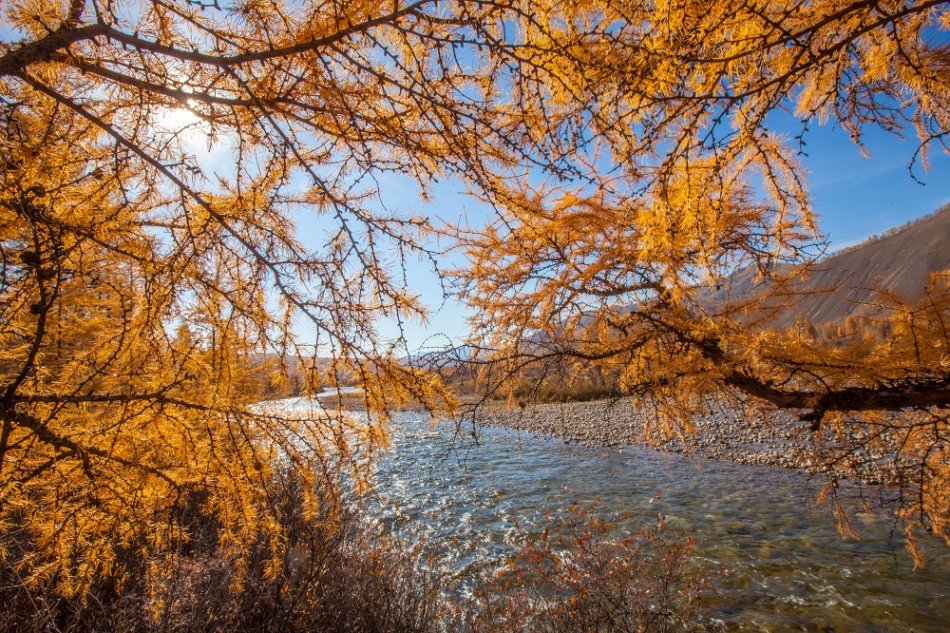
(0, 0), (947, 600)
(455, 0), (949, 558)
(0, 0), (530, 595)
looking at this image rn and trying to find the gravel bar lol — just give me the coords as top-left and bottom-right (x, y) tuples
(474, 399), (897, 484)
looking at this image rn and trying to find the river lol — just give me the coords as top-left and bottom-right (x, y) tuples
(274, 400), (949, 631)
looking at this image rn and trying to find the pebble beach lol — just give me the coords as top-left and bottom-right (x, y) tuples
(474, 399), (900, 485)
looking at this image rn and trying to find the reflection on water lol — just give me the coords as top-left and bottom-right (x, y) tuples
(364, 413), (947, 632)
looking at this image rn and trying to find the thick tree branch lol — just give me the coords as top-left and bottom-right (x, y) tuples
(720, 368), (950, 424)
(0, 2), (434, 78)
(695, 335), (950, 424)
(0, 24), (107, 77)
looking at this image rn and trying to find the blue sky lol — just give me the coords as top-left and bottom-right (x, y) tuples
(371, 119), (950, 352)
(5, 17), (946, 355)
(61, 105), (950, 353)
(797, 123), (949, 251)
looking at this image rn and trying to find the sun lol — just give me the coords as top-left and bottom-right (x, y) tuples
(153, 106), (213, 149)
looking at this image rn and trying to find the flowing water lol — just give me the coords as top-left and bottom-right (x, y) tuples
(276, 401), (949, 631)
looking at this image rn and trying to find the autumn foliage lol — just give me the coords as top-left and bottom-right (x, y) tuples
(0, 0), (948, 621)
(1, 0), (464, 600)
(455, 0), (950, 556)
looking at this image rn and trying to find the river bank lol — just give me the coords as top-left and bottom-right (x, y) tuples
(473, 399), (896, 484)
(374, 412), (949, 631)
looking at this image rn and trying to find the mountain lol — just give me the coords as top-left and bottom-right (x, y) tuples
(710, 204), (950, 328)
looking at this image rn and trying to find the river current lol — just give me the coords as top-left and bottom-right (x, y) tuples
(286, 400), (949, 631)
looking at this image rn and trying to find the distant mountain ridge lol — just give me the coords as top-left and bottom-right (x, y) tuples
(714, 204), (950, 328)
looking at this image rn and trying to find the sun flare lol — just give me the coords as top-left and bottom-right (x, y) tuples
(153, 106), (212, 148)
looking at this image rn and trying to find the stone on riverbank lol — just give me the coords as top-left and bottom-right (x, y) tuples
(474, 399), (898, 485)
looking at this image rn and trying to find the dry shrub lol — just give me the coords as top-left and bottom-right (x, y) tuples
(0, 467), (442, 633)
(1, 482), (714, 632)
(466, 503), (713, 633)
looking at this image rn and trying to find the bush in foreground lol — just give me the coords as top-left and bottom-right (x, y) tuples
(0, 468), (442, 633)
(464, 504), (712, 633)
(2, 489), (710, 633)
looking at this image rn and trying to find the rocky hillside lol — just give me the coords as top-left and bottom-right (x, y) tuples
(713, 204), (950, 328)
